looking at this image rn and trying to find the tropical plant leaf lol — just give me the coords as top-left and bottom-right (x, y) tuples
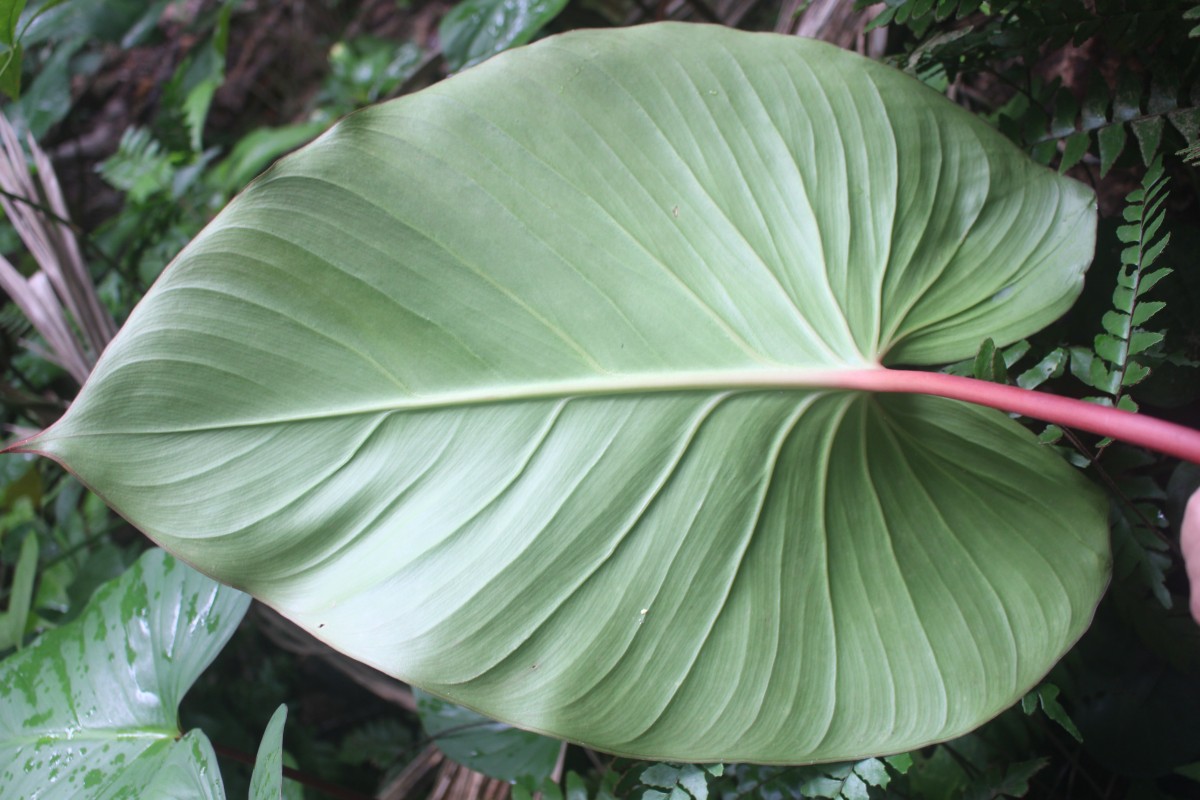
(415, 688), (560, 782)
(249, 704), (288, 800)
(0, 528), (37, 650)
(439, 0), (568, 72)
(14, 24), (1108, 763)
(0, 548), (250, 798)
(0, 43), (20, 100)
(638, 762), (721, 800)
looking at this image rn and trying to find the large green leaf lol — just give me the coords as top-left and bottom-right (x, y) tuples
(0, 548), (250, 798)
(17, 23), (1108, 762)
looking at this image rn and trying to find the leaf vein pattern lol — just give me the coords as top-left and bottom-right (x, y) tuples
(195, 221), (496, 374)
(867, 413), (952, 735)
(808, 395), (855, 750)
(396, 400), (571, 592)
(875, 106), (953, 352)
(860, 76), (899, 358)
(158, 280), (414, 393)
(275, 412), (459, 585)
(331, 124), (663, 365)
(846, 400), (900, 738)
(890, 405), (1096, 552)
(715, 50), (820, 326)
(441, 61), (780, 363)
(111, 423), (291, 490)
(911, 180), (1064, 337)
(682, 394), (823, 746)
(659, 48), (846, 362)
(779, 57), (858, 352)
(423, 399), (643, 675)
(267, 154), (607, 372)
(883, 118), (1059, 346)
(829, 68), (885, 356)
(111, 354), (291, 400)
(481, 394), (737, 701)
(187, 412), (395, 549)
(882, 413), (1048, 690)
(47, 374), (853, 435)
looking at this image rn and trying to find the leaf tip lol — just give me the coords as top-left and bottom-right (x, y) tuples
(2, 428), (48, 457)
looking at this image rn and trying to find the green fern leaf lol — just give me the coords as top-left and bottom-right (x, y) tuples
(957, 0), (981, 16)
(1137, 267), (1172, 296)
(1059, 131), (1090, 172)
(1098, 123), (1127, 176)
(1101, 310), (1129, 337)
(1122, 362), (1152, 386)
(1129, 330), (1165, 357)
(1170, 107), (1200, 145)
(1132, 300), (1166, 326)
(971, 337), (1010, 383)
(1132, 118), (1165, 165)
(1051, 86), (1079, 138)
(1017, 348), (1067, 391)
(1142, 233), (1172, 267)
(1094, 334), (1125, 364)
(1082, 70), (1109, 129)
(1080, 156), (1173, 418)
(97, 127), (175, 203)
(1113, 72), (1143, 123)
(877, 1), (1195, 170)
(1117, 395), (1140, 412)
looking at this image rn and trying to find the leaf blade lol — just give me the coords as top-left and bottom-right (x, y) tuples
(20, 24), (1107, 764)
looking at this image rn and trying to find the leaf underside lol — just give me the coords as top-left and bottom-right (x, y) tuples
(24, 24), (1107, 763)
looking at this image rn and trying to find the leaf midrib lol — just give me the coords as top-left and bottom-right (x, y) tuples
(57, 365), (882, 436)
(1, 725), (180, 749)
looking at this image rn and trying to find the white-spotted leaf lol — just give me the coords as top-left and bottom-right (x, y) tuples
(0, 549), (250, 798)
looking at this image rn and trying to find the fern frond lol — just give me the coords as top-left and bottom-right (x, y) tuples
(0, 301), (30, 340)
(868, 0), (1200, 170)
(871, 0), (1189, 74)
(728, 758), (906, 799)
(1036, 71), (1200, 175)
(1187, 2), (1200, 36)
(97, 127), (176, 204)
(856, 0), (983, 36)
(1073, 156), (1172, 416)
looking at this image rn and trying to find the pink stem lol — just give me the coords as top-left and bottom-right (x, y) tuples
(838, 369), (1200, 464)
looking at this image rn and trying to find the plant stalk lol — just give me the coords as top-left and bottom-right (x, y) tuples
(7, 366), (1197, 464)
(843, 369), (1200, 464)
